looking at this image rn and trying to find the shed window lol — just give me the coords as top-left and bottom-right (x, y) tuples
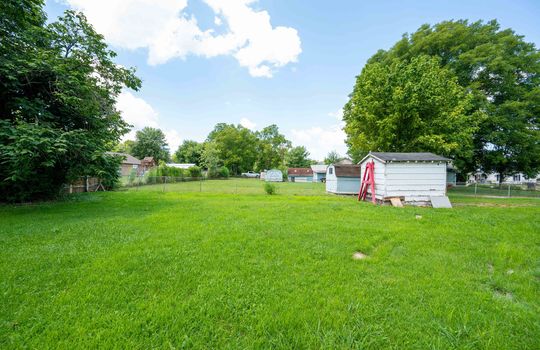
(513, 174), (521, 182)
(329, 168), (333, 175)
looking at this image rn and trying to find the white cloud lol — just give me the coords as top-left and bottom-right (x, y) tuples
(328, 108), (343, 121)
(62, 0), (301, 77)
(164, 129), (182, 154)
(288, 109), (348, 161)
(116, 91), (159, 130)
(240, 117), (256, 130)
(116, 91), (181, 153)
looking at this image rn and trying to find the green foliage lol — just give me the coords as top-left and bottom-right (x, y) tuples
(188, 166), (202, 178)
(0, 5), (139, 201)
(348, 20), (540, 178)
(218, 166), (230, 179)
(286, 146), (311, 168)
(206, 124), (258, 175)
(114, 140), (135, 155)
(255, 124), (291, 171)
(1, 183), (538, 348)
(263, 182), (276, 195)
(344, 55), (479, 167)
(131, 127), (170, 163)
(201, 141), (221, 177)
(173, 140), (203, 164)
(324, 151), (342, 165)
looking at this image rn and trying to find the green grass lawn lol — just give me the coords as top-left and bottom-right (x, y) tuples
(1, 179), (539, 349)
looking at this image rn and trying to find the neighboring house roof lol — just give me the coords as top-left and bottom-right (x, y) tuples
(142, 156), (155, 162)
(360, 152), (451, 164)
(336, 159), (353, 165)
(311, 164), (328, 173)
(333, 164), (361, 177)
(167, 163), (196, 169)
(288, 168), (313, 176)
(106, 152), (141, 165)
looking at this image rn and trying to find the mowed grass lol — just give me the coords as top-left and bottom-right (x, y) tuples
(1, 180), (539, 349)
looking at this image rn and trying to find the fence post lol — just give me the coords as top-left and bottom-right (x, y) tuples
(163, 176), (166, 192)
(200, 177), (202, 192)
(474, 182), (477, 197)
(508, 184), (511, 198)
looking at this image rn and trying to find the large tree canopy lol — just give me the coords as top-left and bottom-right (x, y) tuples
(344, 55), (479, 169)
(286, 146), (311, 168)
(344, 20), (540, 180)
(0, 1), (140, 201)
(173, 140), (203, 165)
(254, 124), (291, 171)
(206, 123), (259, 175)
(131, 127), (170, 163)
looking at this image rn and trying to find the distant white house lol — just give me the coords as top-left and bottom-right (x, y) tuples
(359, 152), (450, 205)
(470, 172), (539, 185)
(311, 164), (327, 182)
(265, 169), (283, 182)
(166, 163), (196, 169)
(325, 164), (361, 194)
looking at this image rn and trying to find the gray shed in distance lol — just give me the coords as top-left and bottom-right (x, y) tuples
(325, 164), (361, 194)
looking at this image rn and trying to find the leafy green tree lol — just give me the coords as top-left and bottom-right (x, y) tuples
(324, 151), (342, 165)
(286, 146), (311, 168)
(131, 127), (170, 163)
(350, 20), (540, 182)
(344, 55), (479, 167)
(0, 3), (140, 201)
(173, 140), (203, 164)
(113, 140), (135, 155)
(206, 124), (258, 174)
(200, 141), (222, 177)
(255, 124), (291, 171)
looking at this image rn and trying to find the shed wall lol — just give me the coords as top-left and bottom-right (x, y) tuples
(265, 170), (283, 182)
(325, 166), (338, 193)
(336, 177), (361, 194)
(384, 163), (446, 199)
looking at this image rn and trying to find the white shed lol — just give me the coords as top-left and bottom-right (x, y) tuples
(265, 169), (283, 182)
(359, 152), (451, 205)
(325, 164), (361, 194)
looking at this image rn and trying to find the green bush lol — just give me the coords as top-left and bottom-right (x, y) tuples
(127, 169), (137, 186)
(264, 182), (276, 195)
(218, 166), (230, 178)
(188, 166), (202, 178)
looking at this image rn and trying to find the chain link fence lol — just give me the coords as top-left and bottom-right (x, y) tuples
(118, 176), (327, 196)
(448, 182), (539, 198)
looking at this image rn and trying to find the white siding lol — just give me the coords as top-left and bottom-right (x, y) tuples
(265, 169), (283, 182)
(289, 176), (312, 183)
(325, 166), (338, 193)
(336, 177), (361, 194)
(385, 163), (446, 199)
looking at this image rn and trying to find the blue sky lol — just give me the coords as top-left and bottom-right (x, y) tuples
(45, 0), (540, 160)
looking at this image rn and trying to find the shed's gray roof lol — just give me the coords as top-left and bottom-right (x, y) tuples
(363, 152), (450, 163)
(106, 152), (141, 165)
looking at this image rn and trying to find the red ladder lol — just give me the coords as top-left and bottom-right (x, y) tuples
(358, 161), (376, 204)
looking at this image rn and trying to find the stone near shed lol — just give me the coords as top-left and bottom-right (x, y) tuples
(430, 196), (452, 208)
(352, 252), (367, 260)
(389, 197), (403, 207)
